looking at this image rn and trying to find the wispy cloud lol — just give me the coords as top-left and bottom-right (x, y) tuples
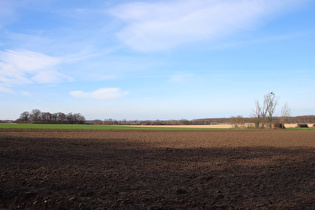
(69, 88), (128, 100)
(0, 49), (72, 92)
(109, 0), (308, 52)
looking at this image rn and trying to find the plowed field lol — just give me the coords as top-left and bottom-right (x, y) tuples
(1, 129), (314, 209)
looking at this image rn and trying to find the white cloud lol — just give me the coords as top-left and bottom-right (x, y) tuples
(69, 88), (128, 100)
(109, 0), (308, 52)
(0, 49), (72, 92)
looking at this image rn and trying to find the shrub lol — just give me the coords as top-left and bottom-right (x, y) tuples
(274, 123), (285, 129)
(297, 123), (308, 128)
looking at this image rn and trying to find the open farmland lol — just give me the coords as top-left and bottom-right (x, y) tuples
(0, 129), (314, 209)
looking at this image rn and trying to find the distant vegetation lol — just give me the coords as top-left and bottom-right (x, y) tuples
(15, 109), (86, 124)
(91, 115), (315, 126)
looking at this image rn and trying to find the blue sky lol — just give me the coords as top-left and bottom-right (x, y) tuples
(1, 0), (315, 120)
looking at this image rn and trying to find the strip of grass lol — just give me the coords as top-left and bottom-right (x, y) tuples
(0, 123), (236, 130)
(287, 127), (315, 130)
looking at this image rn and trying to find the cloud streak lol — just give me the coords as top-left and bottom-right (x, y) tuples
(69, 88), (128, 100)
(110, 0), (307, 52)
(0, 49), (71, 92)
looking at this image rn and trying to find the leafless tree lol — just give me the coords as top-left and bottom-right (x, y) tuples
(16, 109), (86, 124)
(73, 113), (86, 124)
(280, 102), (291, 124)
(41, 112), (52, 123)
(253, 100), (263, 128)
(51, 113), (58, 123)
(66, 113), (74, 124)
(30, 109), (41, 123)
(254, 92), (279, 128)
(18, 111), (30, 122)
(265, 92), (278, 128)
(56, 112), (67, 123)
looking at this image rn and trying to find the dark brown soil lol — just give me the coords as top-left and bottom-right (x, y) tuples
(1, 129), (314, 209)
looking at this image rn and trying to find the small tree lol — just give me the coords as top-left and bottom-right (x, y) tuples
(265, 92), (278, 128)
(254, 100), (264, 128)
(254, 92), (279, 128)
(280, 102), (291, 124)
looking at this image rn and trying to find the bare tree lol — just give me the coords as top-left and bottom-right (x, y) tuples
(41, 112), (52, 123)
(265, 92), (278, 128)
(56, 112), (67, 123)
(254, 100), (264, 128)
(66, 113), (74, 124)
(16, 109), (86, 124)
(51, 113), (58, 123)
(30, 109), (41, 123)
(254, 92), (279, 128)
(73, 113), (86, 124)
(18, 111), (30, 122)
(280, 102), (291, 124)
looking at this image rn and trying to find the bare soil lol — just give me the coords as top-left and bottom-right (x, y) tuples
(0, 129), (314, 209)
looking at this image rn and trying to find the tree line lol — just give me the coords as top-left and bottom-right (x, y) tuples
(89, 116), (315, 126)
(91, 118), (230, 125)
(16, 109), (86, 124)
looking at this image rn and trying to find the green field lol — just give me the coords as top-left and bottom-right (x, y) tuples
(287, 126), (315, 130)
